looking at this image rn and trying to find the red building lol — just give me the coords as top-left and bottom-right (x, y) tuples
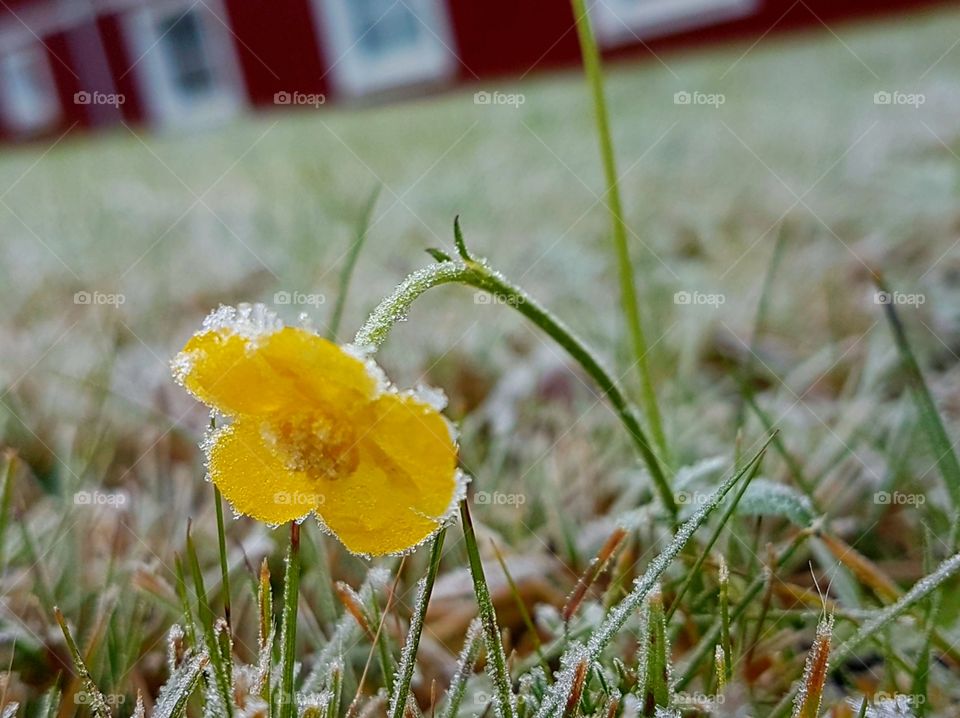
(0, 0), (941, 141)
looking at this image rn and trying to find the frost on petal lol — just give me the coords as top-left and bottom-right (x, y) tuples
(201, 303), (284, 343)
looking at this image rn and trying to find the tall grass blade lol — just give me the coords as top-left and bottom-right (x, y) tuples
(438, 618), (482, 718)
(460, 500), (516, 718)
(568, 0), (667, 459)
(0, 451), (15, 573)
(278, 523), (301, 718)
(213, 486), (231, 629)
(54, 607), (110, 718)
(328, 185), (380, 341)
(185, 526), (233, 716)
(877, 275), (960, 508)
(388, 528), (445, 718)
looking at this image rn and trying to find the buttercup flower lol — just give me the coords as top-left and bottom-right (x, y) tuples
(172, 304), (464, 556)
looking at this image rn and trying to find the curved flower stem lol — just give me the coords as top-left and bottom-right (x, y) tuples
(354, 258), (676, 519)
(569, 0), (667, 460)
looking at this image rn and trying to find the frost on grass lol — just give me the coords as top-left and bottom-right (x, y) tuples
(154, 652), (207, 718)
(166, 624), (186, 672)
(791, 614), (834, 718)
(834, 548), (960, 663)
(439, 618), (483, 718)
(388, 576), (428, 718)
(303, 569), (391, 690)
(535, 452), (758, 718)
(633, 594), (652, 704)
(737, 478), (816, 527)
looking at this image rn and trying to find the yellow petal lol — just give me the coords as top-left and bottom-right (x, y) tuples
(175, 322), (377, 418)
(316, 393), (459, 556)
(206, 420), (323, 525)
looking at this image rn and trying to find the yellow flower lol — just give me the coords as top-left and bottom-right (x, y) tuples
(172, 304), (463, 556)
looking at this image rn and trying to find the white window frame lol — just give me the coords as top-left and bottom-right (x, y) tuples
(0, 42), (61, 136)
(124, 0), (244, 128)
(591, 0), (758, 47)
(313, 0), (456, 97)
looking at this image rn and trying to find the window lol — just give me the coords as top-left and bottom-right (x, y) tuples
(0, 44), (60, 136)
(125, 1), (243, 127)
(315, 0), (456, 96)
(349, 0), (420, 58)
(157, 10), (215, 97)
(591, 0), (757, 46)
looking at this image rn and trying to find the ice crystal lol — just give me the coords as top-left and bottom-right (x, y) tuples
(166, 624), (186, 672)
(201, 302), (283, 341)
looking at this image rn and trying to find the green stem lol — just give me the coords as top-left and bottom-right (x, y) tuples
(460, 500), (516, 718)
(279, 522), (301, 718)
(355, 258), (675, 519)
(569, 0), (667, 459)
(214, 486), (232, 629)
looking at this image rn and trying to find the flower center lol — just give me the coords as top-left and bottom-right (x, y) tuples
(263, 411), (359, 479)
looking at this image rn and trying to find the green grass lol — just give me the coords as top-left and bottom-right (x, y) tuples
(2, 5), (960, 716)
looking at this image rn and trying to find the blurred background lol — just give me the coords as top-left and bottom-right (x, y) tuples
(3, 0), (960, 710)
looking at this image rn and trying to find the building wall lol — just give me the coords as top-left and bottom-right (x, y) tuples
(96, 12), (147, 124)
(446, 0), (581, 79)
(221, 0), (330, 107)
(0, 0), (953, 142)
